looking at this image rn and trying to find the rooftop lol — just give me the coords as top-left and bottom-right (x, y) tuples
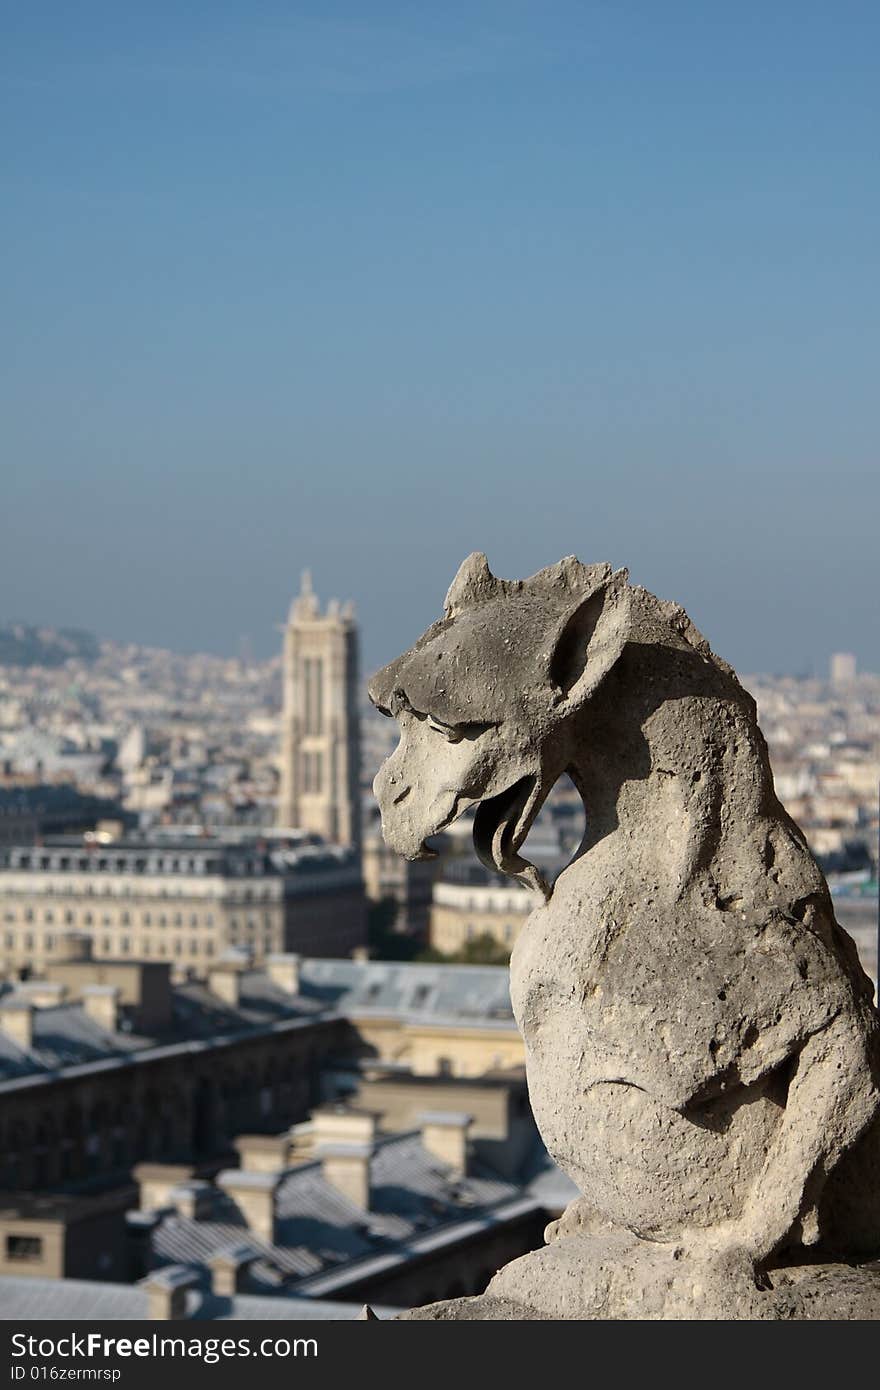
(0, 955), (517, 1088)
(296, 957), (515, 1027)
(0, 1272), (397, 1320)
(1, 831), (359, 880)
(146, 1128), (541, 1297)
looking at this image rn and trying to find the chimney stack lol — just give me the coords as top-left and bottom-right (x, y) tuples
(216, 1170), (279, 1244)
(139, 1266), (200, 1321)
(234, 1133), (293, 1173)
(265, 953), (300, 994)
(169, 1180), (214, 1221)
(312, 1106), (377, 1211)
(19, 981), (67, 1009)
(318, 1142), (373, 1210)
(0, 1000), (34, 1051)
(419, 1111), (473, 1177)
(81, 984), (120, 1032)
(207, 949), (250, 1008)
(208, 1244), (258, 1297)
(133, 1163), (197, 1213)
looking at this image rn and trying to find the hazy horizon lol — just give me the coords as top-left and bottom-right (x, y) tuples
(3, 3), (878, 676)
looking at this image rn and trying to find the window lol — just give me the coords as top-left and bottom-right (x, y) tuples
(120, 937), (131, 954)
(5, 1235), (42, 1262)
(302, 657), (324, 735)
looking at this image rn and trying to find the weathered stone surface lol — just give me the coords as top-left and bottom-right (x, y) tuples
(370, 555), (880, 1318)
(400, 1243), (880, 1320)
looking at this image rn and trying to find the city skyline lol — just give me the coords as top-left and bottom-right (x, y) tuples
(3, 3), (879, 672)
(0, 590), (874, 683)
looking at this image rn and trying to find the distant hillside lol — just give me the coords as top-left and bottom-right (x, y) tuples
(0, 623), (100, 668)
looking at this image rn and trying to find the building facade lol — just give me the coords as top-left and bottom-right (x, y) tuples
(277, 572), (361, 851)
(0, 829), (365, 977)
(0, 960), (345, 1197)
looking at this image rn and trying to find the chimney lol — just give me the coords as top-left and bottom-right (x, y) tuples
(56, 931), (92, 963)
(216, 1170), (279, 1244)
(311, 1105), (377, 1149)
(0, 1001), (34, 1051)
(287, 1120), (315, 1165)
(313, 1108), (377, 1211)
(19, 981), (67, 1008)
(265, 953), (300, 994)
(318, 1142), (372, 1211)
(207, 949), (250, 1007)
(419, 1111), (473, 1177)
(169, 1180), (214, 1221)
(208, 964), (240, 1007)
(125, 1210), (161, 1281)
(208, 1244), (258, 1297)
(133, 1163), (197, 1213)
(234, 1133), (292, 1174)
(81, 984), (120, 1032)
(139, 1266), (200, 1321)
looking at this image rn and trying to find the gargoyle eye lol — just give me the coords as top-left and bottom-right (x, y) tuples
(427, 714), (462, 743)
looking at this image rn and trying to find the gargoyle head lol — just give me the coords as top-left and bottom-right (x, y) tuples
(369, 553), (631, 898)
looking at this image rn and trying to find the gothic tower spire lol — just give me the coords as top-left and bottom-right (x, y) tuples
(277, 573), (361, 852)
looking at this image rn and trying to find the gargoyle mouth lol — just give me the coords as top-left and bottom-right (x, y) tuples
(473, 774), (552, 900)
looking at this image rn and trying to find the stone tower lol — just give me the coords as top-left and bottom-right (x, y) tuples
(277, 572), (361, 850)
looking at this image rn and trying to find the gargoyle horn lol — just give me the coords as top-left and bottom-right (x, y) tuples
(443, 552), (499, 617)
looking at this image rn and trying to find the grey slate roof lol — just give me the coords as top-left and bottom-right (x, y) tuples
(0, 999), (144, 1082)
(0, 955), (515, 1088)
(150, 1130), (523, 1294)
(0, 974), (324, 1086)
(297, 958), (515, 1026)
(0, 1275), (396, 1320)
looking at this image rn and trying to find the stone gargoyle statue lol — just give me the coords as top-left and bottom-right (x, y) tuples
(369, 554), (880, 1319)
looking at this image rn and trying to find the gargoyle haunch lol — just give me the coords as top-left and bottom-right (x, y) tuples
(370, 553), (880, 1267)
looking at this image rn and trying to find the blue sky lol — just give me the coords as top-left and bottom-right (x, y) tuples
(2, 2), (878, 674)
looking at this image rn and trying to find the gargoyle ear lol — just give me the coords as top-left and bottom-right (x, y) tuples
(549, 569), (630, 711)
